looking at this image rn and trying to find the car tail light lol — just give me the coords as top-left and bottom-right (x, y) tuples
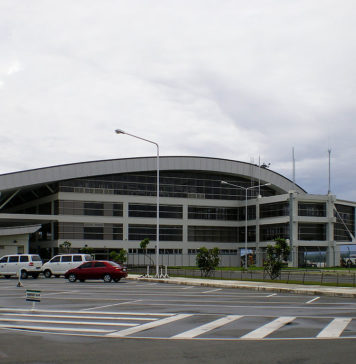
(29, 262), (34, 266)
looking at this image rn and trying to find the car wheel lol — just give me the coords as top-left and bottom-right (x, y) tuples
(44, 270), (52, 278)
(4, 275), (11, 279)
(68, 273), (77, 283)
(20, 270), (28, 279)
(113, 277), (121, 282)
(103, 274), (112, 283)
(347, 260), (353, 268)
(31, 273), (39, 279)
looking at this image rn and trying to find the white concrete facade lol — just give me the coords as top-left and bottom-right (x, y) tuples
(0, 156), (354, 267)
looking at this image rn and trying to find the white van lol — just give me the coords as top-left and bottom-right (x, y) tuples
(42, 254), (92, 278)
(0, 254), (43, 279)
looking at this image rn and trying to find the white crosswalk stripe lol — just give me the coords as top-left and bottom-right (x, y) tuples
(317, 318), (352, 338)
(0, 309), (355, 340)
(106, 314), (192, 337)
(240, 317), (296, 339)
(172, 315), (242, 339)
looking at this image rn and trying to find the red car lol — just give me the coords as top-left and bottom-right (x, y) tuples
(64, 260), (127, 283)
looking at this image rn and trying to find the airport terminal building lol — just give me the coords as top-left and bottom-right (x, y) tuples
(0, 156), (355, 267)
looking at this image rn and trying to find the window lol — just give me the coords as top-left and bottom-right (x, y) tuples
(129, 204), (183, 218)
(335, 204), (355, 241)
(50, 256), (60, 263)
(73, 256), (82, 262)
(84, 202), (104, 216)
(188, 206), (237, 220)
(113, 203), (123, 217)
(83, 225), (104, 240)
(20, 256), (29, 262)
(80, 262), (92, 268)
(58, 171), (275, 200)
(260, 224), (289, 241)
(298, 223), (326, 241)
(0, 257), (8, 263)
(61, 256), (72, 262)
(298, 202), (326, 217)
(260, 202), (289, 218)
(237, 206), (256, 221)
(9, 256), (19, 263)
(238, 226), (256, 242)
(188, 226), (237, 242)
(94, 262), (106, 267)
(128, 224), (183, 241)
(31, 255), (42, 261)
(113, 224), (123, 240)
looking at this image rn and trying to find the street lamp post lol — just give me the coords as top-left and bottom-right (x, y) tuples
(221, 180), (271, 269)
(115, 129), (160, 277)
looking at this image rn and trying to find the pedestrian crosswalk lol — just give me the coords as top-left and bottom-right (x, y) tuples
(0, 308), (355, 340)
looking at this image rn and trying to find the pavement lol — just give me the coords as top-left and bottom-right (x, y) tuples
(127, 274), (356, 298)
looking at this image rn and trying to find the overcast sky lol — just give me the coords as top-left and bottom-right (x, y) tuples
(1, 1), (355, 200)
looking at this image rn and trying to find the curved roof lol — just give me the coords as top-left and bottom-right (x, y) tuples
(0, 156), (306, 194)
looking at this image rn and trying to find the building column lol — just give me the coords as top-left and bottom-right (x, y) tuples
(289, 191), (298, 267)
(123, 201), (128, 241)
(326, 194), (336, 266)
(255, 196), (263, 267)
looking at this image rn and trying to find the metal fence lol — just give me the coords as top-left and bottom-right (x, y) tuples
(125, 246), (356, 269)
(128, 266), (356, 287)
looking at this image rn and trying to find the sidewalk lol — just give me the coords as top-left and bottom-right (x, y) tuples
(127, 274), (356, 298)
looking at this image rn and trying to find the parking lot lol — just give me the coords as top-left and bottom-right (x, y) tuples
(1, 276), (356, 363)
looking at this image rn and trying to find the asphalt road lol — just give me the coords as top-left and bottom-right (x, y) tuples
(1, 277), (356, 363)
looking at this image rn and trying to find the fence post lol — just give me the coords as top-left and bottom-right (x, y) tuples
(321, 272), (323, 285)
(303, 272), (305, 284)
(336, 273), (339, 286)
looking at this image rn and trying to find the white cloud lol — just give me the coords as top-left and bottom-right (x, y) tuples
(0, 0), (355, 199)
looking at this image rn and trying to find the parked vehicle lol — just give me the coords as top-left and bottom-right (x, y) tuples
(42, 254), (92, 278)
(0, 254), (42, 279)
(64, 260), (127, 283)
(345, 255), (356, 268)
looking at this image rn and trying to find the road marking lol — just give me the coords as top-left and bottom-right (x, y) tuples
(0, 313), (155, 321)
(42, 291), (78, 297)
(266, 293), (277, 297)
(201, 288), (222, 294)
(106, 314), (192, 337)
(0, 317), (138, 327)
(172, 315), (242, 339)
(81, 299), (143, 311)
(306, 297), (320, 304)
(181, 286), (194, 289)
(0, 323), (113, 333)
(317, 318), (352, 338)
(0, 308), (172, 317)
(241, 316), (296, 339)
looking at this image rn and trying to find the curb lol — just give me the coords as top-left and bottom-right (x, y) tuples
(126, 275), (356, 298)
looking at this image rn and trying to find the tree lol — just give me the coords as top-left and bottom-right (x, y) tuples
(60, 240), (71, 253)
(109, 249), (127, 264)
(264, 238), (290, 280)
(140, 238), (154, 265)
(80, 246), (94, 256)
(196, 247), (220, 277)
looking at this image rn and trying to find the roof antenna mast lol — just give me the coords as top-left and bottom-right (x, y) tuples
(328, 148), (331, 194)
(292, 147), (296, 190)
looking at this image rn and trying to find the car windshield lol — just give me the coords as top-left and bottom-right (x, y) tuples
(107, 261), (121, 268)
